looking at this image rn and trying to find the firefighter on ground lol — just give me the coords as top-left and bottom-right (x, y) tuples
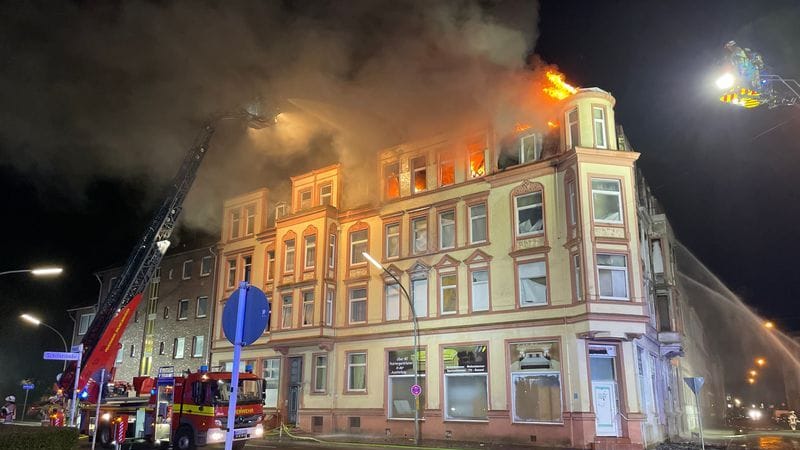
(789, 411), (797, 431)
(1, 395), (16, 423)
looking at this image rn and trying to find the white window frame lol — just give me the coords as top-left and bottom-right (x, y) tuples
(78, 313), (94, 335)
(299, 189), (312, 209)
(244, 204), (256, 235)
(519, 133), (541, 163)
(230, 209), (241, 239)
(227, 259), (237, 288)
(266, 250), (275, 281)
(567, 180), (577, 226)
(470, 269), (489, 312)
(468, 203), (487, 244)
(347, 352), (367, 392)
(411, 216), (428, 255)
(173, 337), (185, 359)
(275, 203), (287, 221)
(200, 255), (212, 277)
(281, 293), (293, 329)
(304, 235), (316, 270)
(302, 290), (314, 326)
(192, 335), (204, 358)
(263, 358), (280, 408)
(385, 283), (400, 321)
(518, 261), (547, 306)
(573, 254), (583, 301)
(410, 276), (428, 318)
(440, 273), (458, 315)
(328, 234), (336, 269)
(349, 287), (367, 324)
(567, 108), (579, 149)
(324, 286), (334, 326)
(439, 210), (455, 250)
(592, 179), (623, 224)
(242, 255), (252, 282)
(196, 296), (208, 318)
(284, 239), (296, 273)
(515, 192), (544, 237)
(320, 184), (332, 206)
(314, 354), (328, 393)
(592, 106), (607, 149)
(385, 222), (400, 259)
(597, 253), (629, 300)
(178, 299), (190, 320)
(182, 260), (193, 280)
(411, 155), (427, 193)
(443, 372), (488, 421)
(350, 229), (368, 265)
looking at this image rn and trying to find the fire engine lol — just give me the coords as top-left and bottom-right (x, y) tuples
(87, 366), (264, 449)
(56, 102), (275, 449)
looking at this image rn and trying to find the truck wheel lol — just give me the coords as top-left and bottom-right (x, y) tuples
(173, 426), (196, 450)
(97, 424), (113, 449)
(232, 441), (247, 450)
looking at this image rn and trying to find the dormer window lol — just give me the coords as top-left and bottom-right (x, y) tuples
(319, 184), (332, 206)
(411, 156), (427, 193)
(299, 189), (312, 210)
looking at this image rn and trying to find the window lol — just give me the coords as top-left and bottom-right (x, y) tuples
(191, 335), (204, 357)
(129, 344), (136, 358)
(313, 354), (328, 393)
(200, 256), (212, 276)
(468, 142), (486, 178)
(304, 235), (316, 270)
(263, 358), (280, 407)
(245, 204), (256, 235)
(349, 288), (367, 324)
(411, 217), (427, 254)
(443, 345), (488, 420)
(439, 210), (455, 250)
(158, 341), (165, 355)
(567, 180), (577, 226)
(567, 108), (579, 148)
(519, 261), (547, 306)
(275, 203), (287, 221)
(163, 306), (170, 319)
(78, 313), (95, 335)
(411, 277), (428, 318)
(656, 294), (672, 331)
(510, 341), (562, 423)
(592, 179), (622, 223)
(328, 234), (336, 269)
(178, 299), (190, 320)
(520, 133), (541, 163)
(515, 192), (543, 236)
(592, 106), (607, 148)
(471, 270), (489, 312)
(196, 296), (208, 318)
(388, 349), (426, 418)
(347, 352), (367, 391)
(411, 155), (427, 193)
(384, 162), (400, 199)
(230, 209), (241, 239)
(115, 347), (123, 364)
(227, 259), (237, 288)
(439, 152), (455, 186)
(385, 283), (400, 321)
(385, 223), (400, 259)
(266, 250), (275, 281)
(281, 293), (293, 329)
(319, 184), (332, 206)
(284, 239), (296, 273)
(573, 255), (583, 302)
(302, 290), (314, 326)
(300, 189), (312, 209)
(440, 273), (457, 314)
(242, 255), (252, 282)
(350, 229), (368, 265)
(134, 309), (140, 323)
(597, 253), (629, 300)
(324, 287), (334, 326)
(173, 337), (185, 359)
(468, 203), (487, 244)
(182, 260), (193, 279)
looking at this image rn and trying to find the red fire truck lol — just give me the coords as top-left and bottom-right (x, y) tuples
(86, 366), (264, 449)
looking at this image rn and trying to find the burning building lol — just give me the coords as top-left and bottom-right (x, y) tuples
(207, 85), (713, 448)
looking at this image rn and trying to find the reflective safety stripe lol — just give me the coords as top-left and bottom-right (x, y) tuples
(175, 404), (215, 417)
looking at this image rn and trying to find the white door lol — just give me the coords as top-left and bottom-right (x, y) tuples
(592, 381), (619, 436)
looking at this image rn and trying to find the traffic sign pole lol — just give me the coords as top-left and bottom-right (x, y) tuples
(70, 344), (83, 427)
(21, 387), (30, 422)
(225, 281), (249, 450)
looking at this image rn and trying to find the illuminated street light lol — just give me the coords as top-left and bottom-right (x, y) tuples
(756, 358), (766, 367)
(748, 378), (756, 384)
(20, 313), (69, 370)
(749, 370), (757, 377)
(0, 266), (63, 277)
(716, 73), (735, 90)
(764, 321), (774, 329)
(362, 252), (421, 446)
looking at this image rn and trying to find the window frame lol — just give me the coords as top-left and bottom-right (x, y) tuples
(312, 353), (328, 393)
(591, 178), (624, 225)
(468, 139), (486, 178)
(384, 221), (400, 260)
(266, 250), (275, 282)
(345, 351), (368, 393)
(592, 105), (608, 149)
(173, 337), (185, 359)
(78, 313), (94, 335)
(519, 133), (541, 163)
(284, 238), (296, 273)
(299, 188), (312, 210)
(384, 282), (401, 322)
(566, 107), (580, 149)
(596, 253), (630, 301)
(319, 183), (333, 206)
(438, 209), (456, 250)
(384, 161), (400, 200)
(439, 272), (458, 315)
(508, 340), (563, 424)
(410, 155), (428, 194)
(348, 286), (368, 325)
(244, 204), (256, 236)
(281, 293), (293, 329)
(468, 202), (488, 245)
(302, 289), (315, 327)
(196, 296), (209, 318)
(324, 285), (335, 327)
(328, 233), (336, 270)
(572, 253), (584, 302)
(410, 274), (429, 318)
(182, 259), (193, 280)
(304, 234), (317, 270)
(442, 344), (489, 421)
(200, 255), (212, 277)
(439, 151), (455, 187)
(178, 299), (190, 320)
(514, 191), (544, 238)
(230, 209), (241, 240)
(349, 228), (368, 266)
(241, 255), (252, 283)
(226, 259), (237, 289)
(192, 335), (204, 358)
(516, 259), (549, 307)
(410, 215), (428, 255)
(469, 267), (490, 313)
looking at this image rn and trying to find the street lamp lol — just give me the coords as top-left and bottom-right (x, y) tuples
(764, 321), (775, 329)
(362, 252), (421, 446)
(0, 267), (63, 277)
(20, 313), (69, 371)
(755, 358), (766, 367)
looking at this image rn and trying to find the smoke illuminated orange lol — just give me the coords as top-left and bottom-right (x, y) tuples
(547, 120), (559, 128)
(514, 123), (532, 133)
(543, 70), (578, 100)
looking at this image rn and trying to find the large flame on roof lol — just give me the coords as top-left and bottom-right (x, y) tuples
(543, 70), (578, 100)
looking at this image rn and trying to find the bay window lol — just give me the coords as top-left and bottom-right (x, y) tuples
(597, 253), (629, 300)
(592, 179), (622, 223)
(592, 106), (607, 149)
(302, 290), (314, 326)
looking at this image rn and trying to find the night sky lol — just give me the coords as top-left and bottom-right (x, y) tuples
(1, 0), (799, 404)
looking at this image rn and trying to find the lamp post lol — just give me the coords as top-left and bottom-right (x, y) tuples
(0, 267), (63, 277)
(20, 313), (69, 371)
(363, 252), (420, 446)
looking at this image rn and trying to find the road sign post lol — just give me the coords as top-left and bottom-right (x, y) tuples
(21, 383), (33, 422)
(684, 377), (705, 450)
(222, 282), (270, 450)
(70, 344), (83, 427)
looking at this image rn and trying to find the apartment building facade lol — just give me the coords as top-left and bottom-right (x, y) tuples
(208, 87), (693, 448)
(91, 242), (217, 382)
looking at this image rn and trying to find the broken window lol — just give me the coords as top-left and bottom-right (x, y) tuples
(384, 162), (400, 199)
(411, 156), (427, 193)
(515, 192), (543, 236)
(439, 151), (455, 186)
(439, 210), (455, 249)
(519, 133), (541, 163)
(468, 141), (486, 178)
(518, 261), (547, 306)
(411, 216), (428, 254)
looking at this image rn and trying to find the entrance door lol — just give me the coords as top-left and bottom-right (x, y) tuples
(286, 356), (303, 425)
(590, 346), (620, 437)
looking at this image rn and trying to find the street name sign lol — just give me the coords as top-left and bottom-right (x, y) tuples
(22, 384), (34, 390)
(43, 351), (81, 361)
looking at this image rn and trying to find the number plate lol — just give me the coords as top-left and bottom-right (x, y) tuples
(234, 429), (248, 439)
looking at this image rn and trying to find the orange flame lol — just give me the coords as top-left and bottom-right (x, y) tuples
(514, 123), (531, 133)
(543, 70), (578, 100)
(547, 120), (559, 129)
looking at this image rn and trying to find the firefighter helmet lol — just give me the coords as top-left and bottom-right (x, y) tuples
(5, 396), (15, 403)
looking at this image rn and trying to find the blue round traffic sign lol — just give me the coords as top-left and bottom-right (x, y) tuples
(222, 286), (270, 346)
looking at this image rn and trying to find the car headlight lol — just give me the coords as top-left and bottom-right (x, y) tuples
(207, 429), (225, 443)
(254, 423), (264, 437)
